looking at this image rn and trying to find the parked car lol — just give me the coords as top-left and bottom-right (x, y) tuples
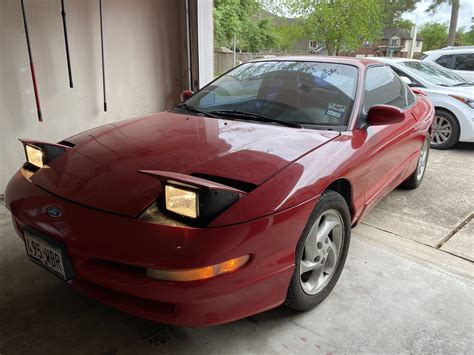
(421, 46), (474, 82)
(5, 57), (434, 326)
(372, 57), (474, 149)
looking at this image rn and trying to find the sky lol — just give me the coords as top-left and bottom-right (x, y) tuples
(403, 0), (473, 30)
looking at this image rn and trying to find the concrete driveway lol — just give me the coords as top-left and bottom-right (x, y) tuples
(1, 144), (473, 354)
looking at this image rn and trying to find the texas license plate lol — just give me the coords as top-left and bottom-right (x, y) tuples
(24, 229), (70, 280)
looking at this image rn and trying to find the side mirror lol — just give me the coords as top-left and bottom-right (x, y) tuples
(367, 105), (405, 126)
(400, 76), (413, 85)
(180, 90), (194, 103)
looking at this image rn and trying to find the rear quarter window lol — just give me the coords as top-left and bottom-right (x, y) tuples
(453, 54), (474, 71)
(435, 55), (455, 69)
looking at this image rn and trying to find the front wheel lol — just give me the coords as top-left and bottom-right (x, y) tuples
(431, 110), (460, 149)
(401, 135), (430, 189)
(285, 190), (351, 311)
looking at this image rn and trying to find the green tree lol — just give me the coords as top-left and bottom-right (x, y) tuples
(392, 19), (415, 32)
(273, 21), (305, 51)
(426, 0), (460, 46)
(285, 0), (383, 55)
(214, 0), (278, 52)
(465, 26), (474, 45)
(418, 22), (448, 51)
(382, 0), (416, 30)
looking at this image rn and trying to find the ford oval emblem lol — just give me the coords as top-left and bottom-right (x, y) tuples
(47, 206), (62, 218)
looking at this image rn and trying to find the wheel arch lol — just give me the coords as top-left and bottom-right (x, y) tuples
(434, 106), (459, 125)
(324, 179), (354, 219)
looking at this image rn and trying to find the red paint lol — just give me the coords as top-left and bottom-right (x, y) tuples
(30, 62), (42, 122)
(367, 105), (405, 126)
(5, 57), (434, 326)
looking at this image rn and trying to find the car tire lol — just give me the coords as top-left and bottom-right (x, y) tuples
(285, 190), (351, 311)
(431, 110), (460, 150)
(401, 135), (430, 189)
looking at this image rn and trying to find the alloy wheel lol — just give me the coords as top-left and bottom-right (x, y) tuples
(299, 209), (343, 295)
(416, 138), (429, 180)
(432, 115), (452, 146)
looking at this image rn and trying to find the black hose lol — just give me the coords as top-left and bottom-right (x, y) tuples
(99, 0), (107, 112)
(61, 0), (73, 88)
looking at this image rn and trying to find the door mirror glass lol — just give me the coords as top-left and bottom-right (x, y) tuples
(367, 105), (405, 126)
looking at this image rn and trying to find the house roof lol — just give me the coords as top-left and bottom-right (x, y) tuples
(383, 28), (423, 41)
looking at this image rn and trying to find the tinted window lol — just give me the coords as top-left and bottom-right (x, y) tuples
(363, 66), (409, 112)
(435, 55), (454, 68)
(453, 54), (474, 71)
(182, 61), (359, 127)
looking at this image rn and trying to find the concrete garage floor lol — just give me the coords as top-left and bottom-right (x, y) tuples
(1, 144), (473, 354)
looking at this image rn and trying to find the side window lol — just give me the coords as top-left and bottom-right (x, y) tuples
(363, 66), (408, 114)
(453, 54), (474, 71)
(435, 55), (454, 68)
(389, 66), (416, 106)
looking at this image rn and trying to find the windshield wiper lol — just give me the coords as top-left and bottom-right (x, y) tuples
(451, 82), (473, 87)
(175, 103), (220, 118)
(209, 109), (302, 128)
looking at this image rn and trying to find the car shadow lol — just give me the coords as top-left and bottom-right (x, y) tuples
(453, 142), (474, 151)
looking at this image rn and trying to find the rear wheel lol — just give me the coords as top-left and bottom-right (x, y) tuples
(401, 135), (430, 189)
(285, 190), (351, 311)
(431, 110), (460, 150)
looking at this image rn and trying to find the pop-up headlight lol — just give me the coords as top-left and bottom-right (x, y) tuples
(25, 144), (44, 168)
(20, 139), (69, 172)
(165, 185), (199, 219)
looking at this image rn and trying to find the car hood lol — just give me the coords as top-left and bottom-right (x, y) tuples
(31, 112), (339, 217)
(424, 85), (474, 100)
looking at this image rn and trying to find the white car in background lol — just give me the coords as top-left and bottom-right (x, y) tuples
(420, 47), (474, 82)
(372, 58), (474, 149)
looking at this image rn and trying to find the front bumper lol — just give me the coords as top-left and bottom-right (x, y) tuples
(5, 170), (315, 326)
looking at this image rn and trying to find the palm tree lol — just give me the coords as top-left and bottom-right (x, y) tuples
(427, 0), (460, 46)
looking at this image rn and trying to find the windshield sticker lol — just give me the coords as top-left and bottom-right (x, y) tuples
(326, 109), (343, 119)
(326, 103), (345, 119)
(328, 103), (346, 113)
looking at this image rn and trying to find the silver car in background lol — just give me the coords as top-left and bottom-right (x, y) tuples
(372, 58), (474, 149)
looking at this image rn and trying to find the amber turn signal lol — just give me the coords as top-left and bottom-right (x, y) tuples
(146, 255), (249, 282)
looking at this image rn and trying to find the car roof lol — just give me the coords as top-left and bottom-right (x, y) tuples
(424, 47), (474, 55)
(369, 57), (412, 63)
(250, 55), (381, 68)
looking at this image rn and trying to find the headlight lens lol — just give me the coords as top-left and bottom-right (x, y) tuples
(165, 185), (198, 219)
(450, 95), (474, 109)
(25, 145), (44, 168)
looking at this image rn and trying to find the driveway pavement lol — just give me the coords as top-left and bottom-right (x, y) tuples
(0, 144), (473, 354)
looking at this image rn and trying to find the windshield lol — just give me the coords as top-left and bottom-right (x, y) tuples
(401, 61), (468, 86)
(177, 61), (358, 127)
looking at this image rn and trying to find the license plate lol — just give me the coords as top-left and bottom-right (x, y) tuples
(24, 229), (71, 280)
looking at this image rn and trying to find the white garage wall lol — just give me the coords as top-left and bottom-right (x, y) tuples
(0, 0), (188, 193)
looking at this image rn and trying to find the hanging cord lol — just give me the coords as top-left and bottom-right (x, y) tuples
(99, 0), (107, 112)
(20, 0), (43, 122)
(61, 0), (73, 88)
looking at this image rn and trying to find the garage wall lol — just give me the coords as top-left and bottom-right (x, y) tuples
(0, 0), (188, 193)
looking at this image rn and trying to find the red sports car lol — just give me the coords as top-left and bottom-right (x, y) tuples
(5, 57), (434, 326)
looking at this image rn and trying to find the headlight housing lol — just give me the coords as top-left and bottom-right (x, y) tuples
(165, 185), (199, 219)
(139, 171), (244, 227)
(20, 139), (69, 172)
(25, 144), (44, 168)
(449, 95), (474, 109)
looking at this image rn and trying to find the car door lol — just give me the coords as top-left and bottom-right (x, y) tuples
(359, 65), (418, 212)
